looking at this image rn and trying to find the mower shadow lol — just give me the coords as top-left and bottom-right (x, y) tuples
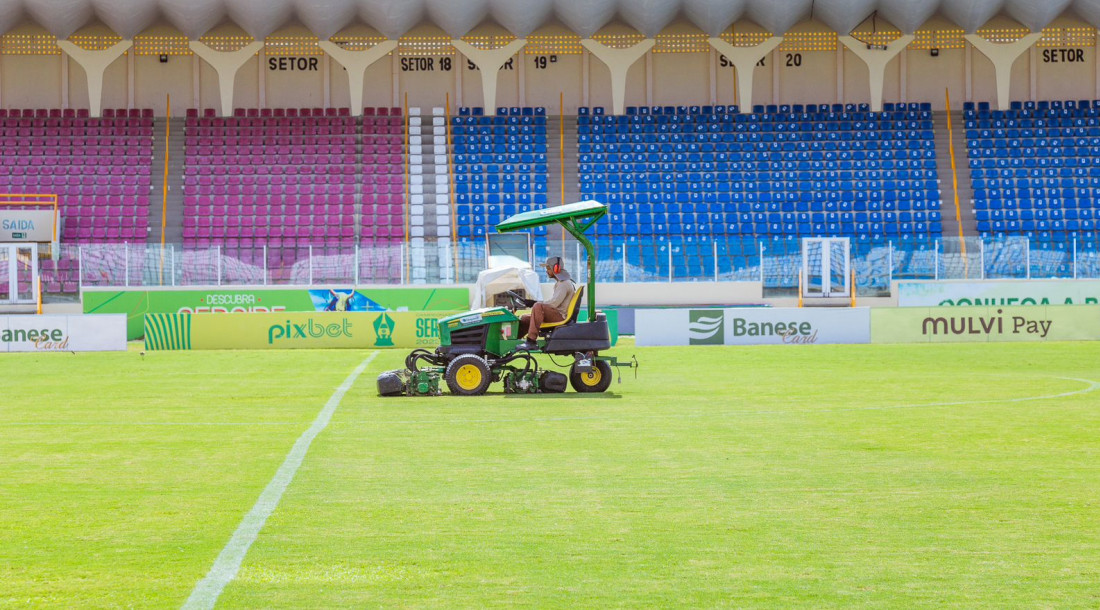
(500, 392), (622, 399)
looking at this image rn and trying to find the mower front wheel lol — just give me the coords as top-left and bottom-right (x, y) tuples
(569, 359), (613, 393)
(445, 354), (493, 396)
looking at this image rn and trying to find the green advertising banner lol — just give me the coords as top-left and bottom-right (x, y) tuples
(88, 287), (470, 339)
(145, 311), (460, 350)
(871, 305), (1100, 343)
(145, 308), (619, 351)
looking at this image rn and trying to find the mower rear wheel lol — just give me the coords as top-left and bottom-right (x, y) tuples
(445, 354), (492, 396)
(570, 359), (612, 393)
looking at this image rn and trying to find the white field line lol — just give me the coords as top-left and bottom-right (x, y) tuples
(343, 376), (1100, 426)
(182, 351), (378, 610)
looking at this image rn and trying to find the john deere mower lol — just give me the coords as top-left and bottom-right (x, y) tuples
(377, 200), (635, 396)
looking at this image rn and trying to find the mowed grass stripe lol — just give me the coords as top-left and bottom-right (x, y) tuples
(2, 343), (1100, 607)
(183, 351), (379, 610)
(220, 343), (1100, 608)
(0, 348), (379, 607)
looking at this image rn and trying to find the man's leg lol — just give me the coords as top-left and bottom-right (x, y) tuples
(519, 313), (532, 339)
(527, 303), (565, 340)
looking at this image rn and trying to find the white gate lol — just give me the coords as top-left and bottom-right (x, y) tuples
(802, 237), (850, 299)
(0, 244), (39, 305)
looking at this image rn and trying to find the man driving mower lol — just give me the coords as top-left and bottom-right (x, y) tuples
(516, 256), (576, 350)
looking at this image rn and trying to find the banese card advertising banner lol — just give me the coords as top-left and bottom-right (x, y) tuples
(86, 287), (470, 339)
(872, 305), (1100, 343)
(898, 280), (1100, 307)
(0, 314), (126, 352)
(635, 307), (871, 346)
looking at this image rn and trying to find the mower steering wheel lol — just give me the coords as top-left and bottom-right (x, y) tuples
(504, 290), (529, 311)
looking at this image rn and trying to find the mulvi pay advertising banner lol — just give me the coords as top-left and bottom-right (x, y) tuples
(635, 307), (871, 346)
(87, 287), (470, 339)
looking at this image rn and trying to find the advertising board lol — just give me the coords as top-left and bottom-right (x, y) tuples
(0, 314), (126, 352)
(898, 280), (1100, 307)
(635, 307), (871, 346)
(871, 305), (1100, 343)
(0, 209), (56, 242)
(144, 311), (458, 350)
(145, 308), (620, 350)
(86, 287), (471, 339)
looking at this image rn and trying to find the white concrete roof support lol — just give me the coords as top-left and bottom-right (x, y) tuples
(580, 38), (655, 115)
(965, 33), (1043, 110)
(56, 39), (132, 118)
(188, 40), (264, 117)
(838, 35), (915, 112)
(451, 39), (527, 116)
(707, 36), (783, 113)
(318, 40), (398, 116)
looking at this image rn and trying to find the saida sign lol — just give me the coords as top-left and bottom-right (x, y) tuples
(144, 311), (457, 350)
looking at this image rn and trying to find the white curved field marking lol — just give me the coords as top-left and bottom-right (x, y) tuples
(354, 376), (1100, 427)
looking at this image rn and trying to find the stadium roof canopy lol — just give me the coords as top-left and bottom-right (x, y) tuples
(0, 0), (1092, 41)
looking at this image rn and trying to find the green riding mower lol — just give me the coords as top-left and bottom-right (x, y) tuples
(377, 200), (636, 397)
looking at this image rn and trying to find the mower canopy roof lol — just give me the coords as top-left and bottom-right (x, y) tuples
(495, 200), (607, 234)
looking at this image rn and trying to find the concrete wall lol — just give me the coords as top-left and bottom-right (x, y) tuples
(1, 17), (1099, 113)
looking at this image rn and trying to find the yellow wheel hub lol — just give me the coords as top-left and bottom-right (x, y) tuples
(455, 364), (483, 391)
(579, 368), (602, 386)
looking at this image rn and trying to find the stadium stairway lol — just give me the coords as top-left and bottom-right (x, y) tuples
(150, 116), (186, 244)
(544, 113), (580, 247)
(933, 109), (976, 241)
(407, 106), (453, 283)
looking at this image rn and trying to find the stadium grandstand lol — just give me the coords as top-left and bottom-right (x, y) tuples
(1, 0), (1100, 305)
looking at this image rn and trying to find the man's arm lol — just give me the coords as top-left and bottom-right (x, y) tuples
(543, 280), (574, 313)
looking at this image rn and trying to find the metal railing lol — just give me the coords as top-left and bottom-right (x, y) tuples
(34, 235), (1100, 300)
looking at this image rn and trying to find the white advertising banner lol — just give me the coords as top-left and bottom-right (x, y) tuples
(0, 209), (57, 241)
(636, 307), (871, 346)
(898, 280), (1100, 307)
(0, 314), (127, 352)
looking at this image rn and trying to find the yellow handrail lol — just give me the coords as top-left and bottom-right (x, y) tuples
(159, 95), (170, 284)
(944, 88), (968, 273)
(445, 93), (458, 281)
(560, 92), (565, 256)
(403, 92), (411, 284)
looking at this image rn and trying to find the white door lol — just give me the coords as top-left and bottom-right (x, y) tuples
(0, 244), (38, 305)
(802, 237), (850, 298)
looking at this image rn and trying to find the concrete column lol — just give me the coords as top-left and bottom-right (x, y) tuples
(56, 39), (132, 118)
(838, 35), (915, 112)
(451, 39), (527, 116)
(708, 37), (783, 113)
(965, 33), (1042, 110)
(188, 40), (264, 117)
(317, 39), (398, 116)
(580, 38), (655, 115)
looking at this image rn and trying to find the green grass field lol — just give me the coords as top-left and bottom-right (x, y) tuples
(2, 341), (1100, 608)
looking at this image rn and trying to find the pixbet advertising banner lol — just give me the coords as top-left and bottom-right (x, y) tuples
(635, 307), (871, 346)
(144, 311), (459, 350)
(872, 305), (1100, 343)
(897, 280), (1100, 307)
(86, 287), (470, 340)
(0, 314), (126, 352)
(145, 309), (621, 350)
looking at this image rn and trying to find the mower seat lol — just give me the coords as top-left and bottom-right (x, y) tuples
(538, 285), (584, 335)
